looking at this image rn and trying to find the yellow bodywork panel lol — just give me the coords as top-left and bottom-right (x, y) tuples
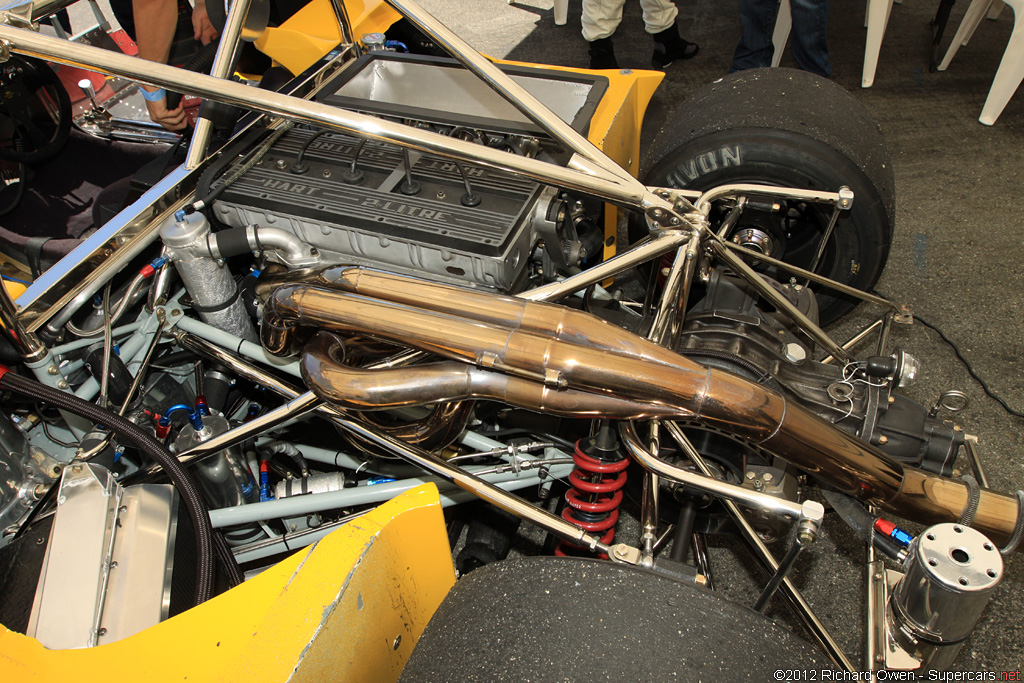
(256, 0), (402, 75)
(497, 60), (663, 261)
(0, 484), (455, 683)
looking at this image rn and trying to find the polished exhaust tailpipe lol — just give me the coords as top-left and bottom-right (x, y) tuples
(265, 275), (1022, 547)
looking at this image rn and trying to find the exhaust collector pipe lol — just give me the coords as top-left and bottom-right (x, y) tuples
(318, 266), (686, 367)
(268, 280), (1022, 547)
(302, 332), (683, 420)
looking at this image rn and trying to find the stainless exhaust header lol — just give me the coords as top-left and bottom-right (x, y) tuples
(265, 276), (1022, 547)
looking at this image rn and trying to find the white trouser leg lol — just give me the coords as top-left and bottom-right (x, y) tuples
(582, 0), (627, 41)
(639, 0), (679, 34)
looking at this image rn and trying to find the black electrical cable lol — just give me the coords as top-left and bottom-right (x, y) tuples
(291, 129), (329, 174)
(400, 148), (420, 195)
(187, 123), (294, 215)
(914, 314), (1024, 419)
(452, 160), (480, 207)
(0, 369), (216, 606)
(875, 290), (1024, 420)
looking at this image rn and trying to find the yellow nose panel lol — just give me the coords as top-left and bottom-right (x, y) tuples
(0, 483), (455, 683)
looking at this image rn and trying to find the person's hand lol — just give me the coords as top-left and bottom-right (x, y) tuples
(192, 1), (219, 45)
(143, 91), (188, 131)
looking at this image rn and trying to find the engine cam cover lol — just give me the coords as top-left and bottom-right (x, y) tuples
(212, 128), (542, 290)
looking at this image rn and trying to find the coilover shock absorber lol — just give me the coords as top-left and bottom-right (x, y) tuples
(556, 423), (629, 557)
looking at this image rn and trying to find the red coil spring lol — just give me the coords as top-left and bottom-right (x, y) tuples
(555, 438), (629, 557)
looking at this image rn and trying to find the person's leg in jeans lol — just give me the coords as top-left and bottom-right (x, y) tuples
(790, 0), (830, 77)
(582, 0), (627, 68)
(730, 0), (776, 72)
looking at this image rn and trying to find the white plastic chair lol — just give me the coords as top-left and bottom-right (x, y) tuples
(771, 0), (897, 88)
(937, 0), (1023, 124)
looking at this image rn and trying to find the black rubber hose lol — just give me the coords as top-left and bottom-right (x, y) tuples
(0, 333), (21, 365)
(821, 489), (906, 562)
(821, 489), (874, 539)
(0, 369), (216, 606)
(212, 226), (251, 259)
(166, 41), (219, 111)
(152, 350), (198, 368)
(669, 498), (697, 563)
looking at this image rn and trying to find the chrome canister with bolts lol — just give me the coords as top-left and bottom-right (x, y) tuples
(159, 211), (257, 342)
(889, 523), (1003, 669)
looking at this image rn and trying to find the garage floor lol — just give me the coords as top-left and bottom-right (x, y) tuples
(417, 0), (1024, 672)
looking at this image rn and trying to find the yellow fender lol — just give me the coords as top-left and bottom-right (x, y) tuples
(0, 484), (455, 683)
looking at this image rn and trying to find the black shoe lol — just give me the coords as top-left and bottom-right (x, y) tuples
(651, 25), (699, 69)
(588, 37), (619, 70)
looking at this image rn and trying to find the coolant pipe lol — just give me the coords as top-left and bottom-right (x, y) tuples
(50, 321), (144, 355)
(232, 478), (546, 564)
(174, 314), (301, 378)
(210, 226), (316, 267)
(208, 462), (574, 528)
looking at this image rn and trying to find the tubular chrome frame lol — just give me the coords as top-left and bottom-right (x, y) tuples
(0, 1), (1012, 671)
(0, 0), (925, 545)
(0, 0), (860, 338)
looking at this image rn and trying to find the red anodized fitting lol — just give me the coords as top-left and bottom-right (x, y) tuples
(556, 433), (629, 557)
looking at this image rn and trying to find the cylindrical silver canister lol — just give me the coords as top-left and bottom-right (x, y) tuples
(160, 211), (257, 341)
(275, 472), (346, 500)
(890, 522), (1002, 668)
